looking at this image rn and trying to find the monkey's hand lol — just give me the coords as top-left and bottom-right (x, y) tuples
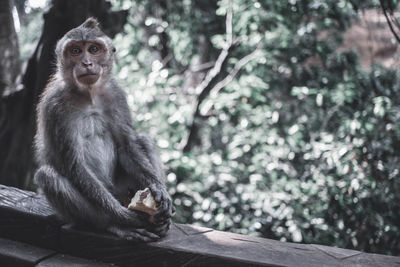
(121, 207), (150, 228)
(147, 217), (171, 237)
(148, 183), (175, 225)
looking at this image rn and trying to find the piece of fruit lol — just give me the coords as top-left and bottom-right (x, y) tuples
(128, 188), (158, 222)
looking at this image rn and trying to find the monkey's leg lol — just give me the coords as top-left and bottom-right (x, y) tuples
(34, 165), (109, 228)
(35, 165), (163, 241)
(136, 134), (175, 226)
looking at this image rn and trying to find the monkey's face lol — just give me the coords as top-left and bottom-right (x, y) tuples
(63, 40), (111, 90)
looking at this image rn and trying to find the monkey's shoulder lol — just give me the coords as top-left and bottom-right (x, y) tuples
(39, 81), (67, 107)
(41, 85), (91, 114)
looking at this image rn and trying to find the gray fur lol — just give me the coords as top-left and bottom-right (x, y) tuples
(34, 19), (173, 241)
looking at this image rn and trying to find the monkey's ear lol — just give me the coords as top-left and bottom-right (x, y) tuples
(82, 17), (99, 29)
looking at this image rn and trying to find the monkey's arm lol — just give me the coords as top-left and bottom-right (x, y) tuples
(70, 157), (132, 219)
(118, 134), (174, 223)
(110, 86), (174, 224)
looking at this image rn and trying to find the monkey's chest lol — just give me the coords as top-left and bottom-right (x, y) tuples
(78, 113), (116, 187)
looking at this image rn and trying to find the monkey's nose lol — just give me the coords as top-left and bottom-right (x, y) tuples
(82, 61), (93, 67)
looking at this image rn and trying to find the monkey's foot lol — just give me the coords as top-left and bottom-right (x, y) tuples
(107, 226), (160, 242)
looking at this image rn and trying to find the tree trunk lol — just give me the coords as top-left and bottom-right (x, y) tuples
(0, 0), (128, 189)
(14, 0), (26, 26)
(0, 0), (20, 97)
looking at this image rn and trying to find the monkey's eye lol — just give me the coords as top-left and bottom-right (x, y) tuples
(88, 45), (100, 54)
(70, 47), (82, 55)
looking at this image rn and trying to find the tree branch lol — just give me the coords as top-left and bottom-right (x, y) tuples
(181, 3), (235, 152)
(181, 2), (262, 152)
(379, 0), (400, 44)
(199, 47), (261, 116)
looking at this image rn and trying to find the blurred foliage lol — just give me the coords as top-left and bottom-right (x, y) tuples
(22, 0), (400, 255)
(17, 5), (44, 61)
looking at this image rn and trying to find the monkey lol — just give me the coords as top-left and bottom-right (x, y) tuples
(33, 18), (174, 242)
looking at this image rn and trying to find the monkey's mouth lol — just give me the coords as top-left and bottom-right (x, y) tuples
(78, 73), (98, 78)
(77, 73), (100, 85)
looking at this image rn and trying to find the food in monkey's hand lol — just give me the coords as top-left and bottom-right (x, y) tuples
(128, 188), (159, 223)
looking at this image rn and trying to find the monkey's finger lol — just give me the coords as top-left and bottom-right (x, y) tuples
(154, 200), (169, 219)
(171, 205), (176, 214)
(108, 226), (159, 242)
(149, 185), (167, 204)
(154, 202), (173, 223)
(153, 189), (163, 203)
(153, 220), (170, 231)
(133, 229), (161, 241)
(125, 233), (156, 242)
(149, 218), (170, 230)
(167, 199), (175, 216)
(163, 197), (174, 217)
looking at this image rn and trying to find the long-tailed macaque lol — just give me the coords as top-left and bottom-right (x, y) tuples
(34, 18), (174, 241)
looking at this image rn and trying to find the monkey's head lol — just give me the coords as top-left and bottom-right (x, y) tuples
(55, 18), (116, 92)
